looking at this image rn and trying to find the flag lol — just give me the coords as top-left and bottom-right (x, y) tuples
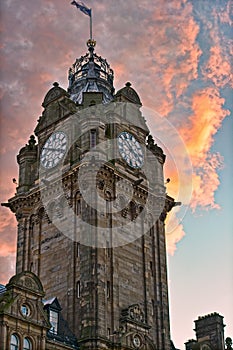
(71, 1), (91, 17)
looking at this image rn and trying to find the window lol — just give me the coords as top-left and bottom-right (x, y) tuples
(107, 281), (110, 298)
(23, 338), (32, 350)
(150, 261), (154, 276)
(149, 225), (154, 236)
(49, 310), (58, 334)
(90, 129), (97, 148)
(107, 328), (111, 338)
(77, 242), (80, 257)
(130, 201), (137, 220)
(76, 281), (81, 298)
(21, 304), (30, 317)
(77, 198), (82, 215)
(151, 299), (154, 316)
(106, 241), (110, 257)
(10, 334), (19, 350)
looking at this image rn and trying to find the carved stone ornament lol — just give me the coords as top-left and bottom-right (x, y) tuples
(115, 82), (142, 106)
(121, 304), (145, 325)
(42, 82), (69, 108)
(7, 271), (44, 296)
(129, 304), (145, 323)
(25, 277), (34, 289)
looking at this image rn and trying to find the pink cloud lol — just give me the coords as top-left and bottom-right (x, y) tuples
(202, 45), (233, 88)
(179, 87), (230, 210)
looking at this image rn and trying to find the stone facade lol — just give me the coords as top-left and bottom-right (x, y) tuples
(2, 41), (177, 350)
(0, 271), (78, 350)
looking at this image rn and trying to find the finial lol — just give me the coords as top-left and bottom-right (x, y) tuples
(87, 39), (96, 59)
(125, 82), (131, 87)
(28, 135), (36, 149)
(226, 337), (232, 350)
(53, 82), (59, 87)
(147, 135), (155, 148)
(87, 39), (96, 48)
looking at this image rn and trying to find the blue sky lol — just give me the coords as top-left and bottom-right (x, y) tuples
(168, 112), (233, 346)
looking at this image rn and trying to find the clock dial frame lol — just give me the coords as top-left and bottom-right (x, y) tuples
(40, 131), (67, 169)
(117, 131), (144, 169)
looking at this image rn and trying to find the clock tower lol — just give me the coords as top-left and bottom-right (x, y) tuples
(6, 39), (176, 350)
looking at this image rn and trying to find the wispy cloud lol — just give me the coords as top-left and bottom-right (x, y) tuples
(179, 87), (230, 210)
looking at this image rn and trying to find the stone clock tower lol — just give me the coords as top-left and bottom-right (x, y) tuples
(5, 40), (176, 350)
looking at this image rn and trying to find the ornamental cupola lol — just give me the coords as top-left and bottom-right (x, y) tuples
(68, 39), (115, 105)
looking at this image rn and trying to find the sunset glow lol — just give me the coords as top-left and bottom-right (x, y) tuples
(0, 1), (232, 347)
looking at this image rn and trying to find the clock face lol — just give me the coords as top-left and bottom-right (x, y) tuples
(133, 335), (141, 348)
(41, 131), (67, 169)
(117, 132), (144, 168)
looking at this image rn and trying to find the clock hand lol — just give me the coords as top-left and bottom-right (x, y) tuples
(122, 140), (140, 159)
(122, 139), (135, 155)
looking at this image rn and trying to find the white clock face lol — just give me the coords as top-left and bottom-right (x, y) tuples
(41, 131), (67, 169)
(117, 132), (144, 169)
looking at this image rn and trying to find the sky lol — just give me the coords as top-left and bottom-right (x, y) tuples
(0, 0), (232, 348)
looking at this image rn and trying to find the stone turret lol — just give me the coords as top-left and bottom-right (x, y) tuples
(17, 135), (37, 193)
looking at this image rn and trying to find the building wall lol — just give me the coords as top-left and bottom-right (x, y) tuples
(7, 82), (173, 350)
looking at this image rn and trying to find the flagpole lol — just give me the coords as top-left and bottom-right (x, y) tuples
(71, 1), (93, 41)
(90, 11), (92, 40)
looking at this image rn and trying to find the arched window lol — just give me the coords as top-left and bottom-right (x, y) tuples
(76, 281), (81, 298)
(38, 207), (45, 220)
(10, 334), (19, 350)
(76, 192), (82, 216)
(90, 129), (97, 148)
(107, 281), (110, 298)
(130, 201), (137, 220)
(77, 198), (82, 215)
(23, 338), (32, 350)
(76, 242), (80, 257)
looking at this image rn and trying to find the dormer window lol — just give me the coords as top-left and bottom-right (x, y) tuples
(43, 297), (77, 346)
(43, 297), (62, 337)
(49, 309), (59, 334)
